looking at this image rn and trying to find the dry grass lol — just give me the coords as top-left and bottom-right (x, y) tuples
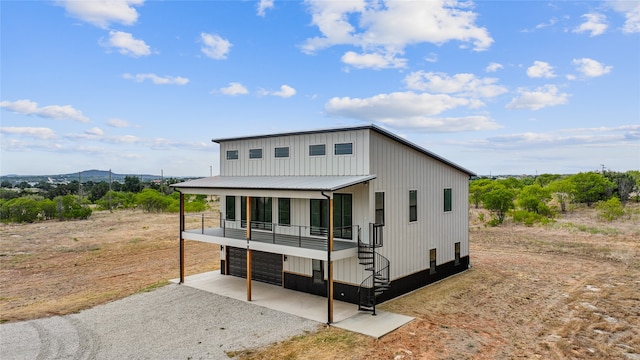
(1, 204), (638, 359)
(0, 209), (219, 323)
(236, 204), (640, 359)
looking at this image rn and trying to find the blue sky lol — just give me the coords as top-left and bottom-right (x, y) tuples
(1, 0), (638, 177)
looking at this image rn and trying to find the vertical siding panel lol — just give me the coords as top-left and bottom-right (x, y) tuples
(215, 128), (468, 285)
(369, 131), (470, 280)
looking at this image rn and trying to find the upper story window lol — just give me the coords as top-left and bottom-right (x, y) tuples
(375, 192), (385, 225)
(226, 150), (239, 160)
(275, 147), (289, 158)
(249, 148), (263, 159)
(334, 143), (353, 155)
(409, 190), (417, 222)
(309, 144), (326, 156)
(444, 188), (452, 212)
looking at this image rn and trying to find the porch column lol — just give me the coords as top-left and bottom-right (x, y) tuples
(328, 197), (334, 324)
(246, 196), (252, 301)
(247, 249), (252, 301)
(179, 192), (185, 284)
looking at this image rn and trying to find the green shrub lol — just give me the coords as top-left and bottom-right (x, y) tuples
(511, 210), (553, 226)
(135, 189), (172, 213)
(596, 197), (624, 221)
(95, 191), (136, 210)
(1, 197), (40, 223)
(56, 195), (92, 220)
(38, 199), (57, 220)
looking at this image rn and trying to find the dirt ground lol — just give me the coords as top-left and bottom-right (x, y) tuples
(1, 205), (639, 359)
(0, 210), (219, 323)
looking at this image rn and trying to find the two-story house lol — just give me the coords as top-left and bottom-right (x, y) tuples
(172, 125), (474, 323)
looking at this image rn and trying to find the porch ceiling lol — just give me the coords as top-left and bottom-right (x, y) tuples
(172, 175), (376, 198)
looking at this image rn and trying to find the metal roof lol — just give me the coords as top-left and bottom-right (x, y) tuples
(211, 124), (475, 176)
(172, 175), (377, 192)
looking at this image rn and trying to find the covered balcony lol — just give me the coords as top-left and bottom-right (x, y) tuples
(174, 175), (376, 262)
(183, 214), (360, 260)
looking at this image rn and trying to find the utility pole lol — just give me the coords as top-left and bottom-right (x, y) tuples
(161, 169), (164, 194)
(78, 171), (82, 199)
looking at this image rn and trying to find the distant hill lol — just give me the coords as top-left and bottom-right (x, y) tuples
(1, 169), (169, 185)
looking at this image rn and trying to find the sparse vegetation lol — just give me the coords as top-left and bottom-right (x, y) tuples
(470, 170), (639, 226)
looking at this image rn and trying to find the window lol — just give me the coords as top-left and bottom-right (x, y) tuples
(225, 196), (235, 221)
(275, 147), (289, 158)
(249, 148), (263, 159)
(333, 194), (352, 239)
(241, 196), (272, 230)
(455, 242), (461, 266)
(312, 259), (324, 284)
(278, 198), (290, 226)
(375, 192), (385, 225)
(429, 248), (437, 275)
(226, 150), (238, 160)
(409, 190), (417, 222)
(310, 199), (328, 236)
(334, 142), (353, 155)
(444, 188), (452, 212)
(309, 144), (326, 156)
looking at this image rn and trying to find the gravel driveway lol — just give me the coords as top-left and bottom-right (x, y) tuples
(0, 284), (320, 359)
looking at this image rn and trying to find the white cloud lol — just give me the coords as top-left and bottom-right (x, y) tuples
(527, 61), (556, 78)
(424, 53), (438, 63)
(341, 51), (407, 69)
(302, 0), (493, 69)
(485, 62), (503, 73)
(324, 91), (501, 132)
(107, 118), (136, 128)
(257, 0), (274, 17)
(609, 0), (640, 33)
(200, 33), (232, 59)
(260, 85), (296, 98)
(123, 73), (189, 85)
(404, 71), (507, 99)
(1, 127), (56, 139)
(573, 13), (608, 36)
(104, 135), (141, 144)
(572, 58), (612, 78)
(535, 17), (558, 30)
(101, 31), (151, 57)
(0, 99), (90, 123)
(85, 127), (104, 136)
(58, 0), (144, 29)
(465, 125), (640, 149)
(219, 82), (249, 96)
(506, 85), (570, 111)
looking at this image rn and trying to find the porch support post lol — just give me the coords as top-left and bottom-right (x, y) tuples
(247, 249), (252, 301)
(246, 196), (252, 301)
(328, 197), (334, 324)
(322, 192), (334, 325)
(246, 196), (251, 240)
(179, 192), (185, 284)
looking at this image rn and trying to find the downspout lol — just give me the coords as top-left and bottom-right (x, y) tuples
(321, 191), (332, 325)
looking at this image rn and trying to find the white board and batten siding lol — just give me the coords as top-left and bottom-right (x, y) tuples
(219, 129), (370, 177)
(216, 127), (470, 287)
(368, 131), (470, 281)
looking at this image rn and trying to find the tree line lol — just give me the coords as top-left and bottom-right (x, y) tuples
(471, 171), (639, 226)
(0, 176), (209, 223)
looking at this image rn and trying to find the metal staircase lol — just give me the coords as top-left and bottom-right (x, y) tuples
(357, 223), (390, 315)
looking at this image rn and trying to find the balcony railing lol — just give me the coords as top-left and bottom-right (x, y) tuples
(183, 213), (360, 251)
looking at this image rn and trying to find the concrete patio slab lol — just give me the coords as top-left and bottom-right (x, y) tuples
(333, 310), (414, 339)
(171, 271), (414, 338)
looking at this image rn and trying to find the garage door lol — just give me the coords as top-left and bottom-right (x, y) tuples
(227, 247), (282, 286)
